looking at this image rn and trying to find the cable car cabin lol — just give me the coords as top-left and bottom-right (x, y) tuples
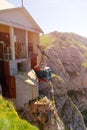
(34, 66), (51, 82)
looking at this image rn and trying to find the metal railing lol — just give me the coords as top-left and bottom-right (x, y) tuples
(3, 47), (12, 60)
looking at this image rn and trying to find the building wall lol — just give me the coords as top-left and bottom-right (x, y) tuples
(28, 31), (39, 68)
(0, 24), (9, 33)
(15, 75), (39, 109)
(9, 61), (18, 75)
(28, 31), (39, 55)
(0, 24), (10, 60)
(9, 59), (31, 76)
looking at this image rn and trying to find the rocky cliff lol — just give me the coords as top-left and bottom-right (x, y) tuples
(39, 31), (87, 130)
(21, 97), (66, 130)
(21, 32), (87, 130)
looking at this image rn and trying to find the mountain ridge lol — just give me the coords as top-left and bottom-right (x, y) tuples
(40, 31), (87, 49)
(39, 31), (87, 130)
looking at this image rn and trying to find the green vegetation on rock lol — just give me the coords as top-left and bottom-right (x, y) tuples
(0, 97), (39, 130)
(40, 34), (55, 49)
(81, 61), (87, 69)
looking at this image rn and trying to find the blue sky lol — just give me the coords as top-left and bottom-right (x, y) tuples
(8, 0), (87, 37)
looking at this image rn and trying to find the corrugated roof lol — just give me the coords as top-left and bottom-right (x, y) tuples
(0, 0), (15, 10)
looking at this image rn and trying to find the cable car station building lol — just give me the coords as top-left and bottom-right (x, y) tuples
(0, 3), (43, 108)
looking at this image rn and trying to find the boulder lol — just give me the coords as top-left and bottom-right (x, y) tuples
(21, 97), (66, 130)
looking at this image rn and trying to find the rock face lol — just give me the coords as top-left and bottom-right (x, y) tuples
(19, 32), (87, 130)
(55, 94), (86, 130)
(39, 31), (87, 130)
(21, 97), (65, 130)
(39, 80), (86, 130)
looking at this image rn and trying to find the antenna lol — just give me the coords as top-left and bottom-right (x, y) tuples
(22, 0), (23, 7)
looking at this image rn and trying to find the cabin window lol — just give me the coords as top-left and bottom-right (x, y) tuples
(17, 62), (27, 73)
(14, 28), (26, 59)
(17, 62), (23, 72)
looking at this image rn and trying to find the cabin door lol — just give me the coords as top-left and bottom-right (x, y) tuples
(28, 43), (37, 68)
(0, 61), (9, 97)
(0, 61), (16, 98)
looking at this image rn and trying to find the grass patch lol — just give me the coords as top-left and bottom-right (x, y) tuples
(78, 44), (87, 51)
(51, 73), (64, 83)
(0, 97), (39, 130)
(69, 44), (76, 48)
(81, 62), (87, 69)
(40, 34), (55, 49)
(76, 72), (81, 76)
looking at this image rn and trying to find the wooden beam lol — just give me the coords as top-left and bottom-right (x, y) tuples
(26, 30), (28, 58)
(10, 27), (15, 60)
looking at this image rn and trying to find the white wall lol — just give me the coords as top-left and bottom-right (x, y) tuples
(15, 72), (39, 109)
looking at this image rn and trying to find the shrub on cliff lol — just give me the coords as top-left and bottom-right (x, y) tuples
(0, 97), (39, 130)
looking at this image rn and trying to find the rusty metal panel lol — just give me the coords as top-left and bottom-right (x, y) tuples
(4, 61), (10, 76)
(0, 44), (3, 59)
(3, 61), (16, 98)
(3, 61), (10, 97)
(9, 76), (16, 98)
(31, 57), (37, 68)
